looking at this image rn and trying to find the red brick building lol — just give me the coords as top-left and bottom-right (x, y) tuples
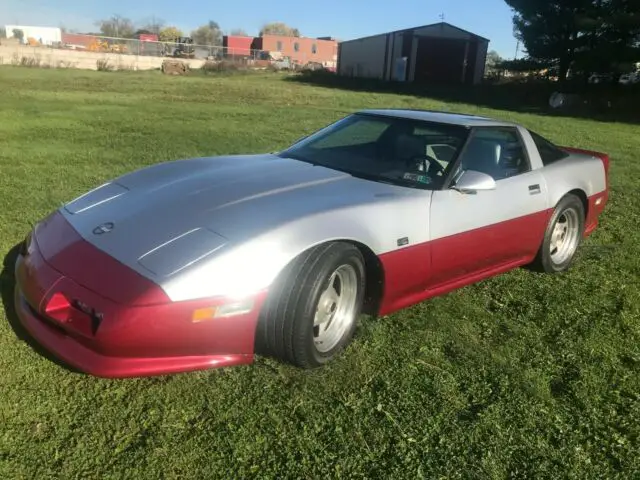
(222, 35), (254, 57)
(255, 35), (337, 68)
(223, 34), (338, 68)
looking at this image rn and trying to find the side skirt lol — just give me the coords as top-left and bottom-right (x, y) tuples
(377, 255), (534, 317)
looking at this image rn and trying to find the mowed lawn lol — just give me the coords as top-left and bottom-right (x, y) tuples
(0, 67), (639, 478)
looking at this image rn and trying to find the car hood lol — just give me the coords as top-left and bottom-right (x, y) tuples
(55, 154), (414, 279)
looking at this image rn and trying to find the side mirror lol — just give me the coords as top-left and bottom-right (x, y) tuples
(451, 170), (496, 193)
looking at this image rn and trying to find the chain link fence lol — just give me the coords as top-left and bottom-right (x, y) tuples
(1, 32), (335, 72)
(45, 33), (326, 69)
(57, 34), (254, 59)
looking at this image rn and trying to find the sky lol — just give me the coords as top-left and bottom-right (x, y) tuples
(0, 0), (520, 59)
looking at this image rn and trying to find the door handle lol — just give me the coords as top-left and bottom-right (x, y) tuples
(528, 184), (541, 195)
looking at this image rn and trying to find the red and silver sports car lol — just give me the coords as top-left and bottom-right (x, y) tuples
(13, 110), (610, 377)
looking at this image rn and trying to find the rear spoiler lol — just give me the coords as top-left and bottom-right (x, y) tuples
(560, 146), (610, 191)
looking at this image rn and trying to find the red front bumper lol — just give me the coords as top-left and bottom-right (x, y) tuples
(12, 214), (264, 378)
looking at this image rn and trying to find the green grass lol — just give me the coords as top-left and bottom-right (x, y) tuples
(0, 67), (639, 479)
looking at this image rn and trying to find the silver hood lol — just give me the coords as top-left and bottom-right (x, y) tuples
(60, 154), (417, 279)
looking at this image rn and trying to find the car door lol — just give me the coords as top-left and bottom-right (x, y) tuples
(427, 126), (549, 288)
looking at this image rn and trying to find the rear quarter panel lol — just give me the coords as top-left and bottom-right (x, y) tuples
(539, 153), (607, 205)
(519, 127), (607, 214)
(537, 151), (608, 237)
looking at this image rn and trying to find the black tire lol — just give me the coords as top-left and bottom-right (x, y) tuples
(530, 193), (585, 273)
(254, 242), (366, 369)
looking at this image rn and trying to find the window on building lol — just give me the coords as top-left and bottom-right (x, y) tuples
(276, 41), (283, 51)
(294, 42), (299, 52)
(311, 43), (317, 54)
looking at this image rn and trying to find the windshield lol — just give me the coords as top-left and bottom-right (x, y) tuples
(278, 113), (470, 189)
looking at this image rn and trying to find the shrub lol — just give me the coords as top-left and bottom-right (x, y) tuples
(96, 59), (114, 71)
(201, 59), (249, 74)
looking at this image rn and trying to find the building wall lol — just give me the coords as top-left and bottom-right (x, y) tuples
(389, 32), (404, 80)
(256, 35), (337, 67)
(337, 22), (490, 85)
(61, 32), (97, 48)
(473, 41), (489, 84)
(413, 23), (475, 41)
(223, 35), (254, 56)
(337, 34), (387, 79)
(0, 44), (207, 70)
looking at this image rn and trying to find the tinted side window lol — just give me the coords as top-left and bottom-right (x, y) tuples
(458, 127), (530, 180)
(529, 131), (569, 165)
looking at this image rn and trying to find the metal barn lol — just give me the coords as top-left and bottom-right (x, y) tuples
(337, 22), (490, 85)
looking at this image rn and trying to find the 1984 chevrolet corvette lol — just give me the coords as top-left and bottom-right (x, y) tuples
(13, 109), (610, 378)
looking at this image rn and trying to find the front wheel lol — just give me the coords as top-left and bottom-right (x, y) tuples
(255, 242), (366, 368)
(530, 193), (585, 273)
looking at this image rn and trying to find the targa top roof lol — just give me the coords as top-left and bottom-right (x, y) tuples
(356, 109), (519, 128)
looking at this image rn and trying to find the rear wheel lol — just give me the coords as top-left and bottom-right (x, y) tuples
(255, 242), (365, 368)
(530, 193), (585, 273)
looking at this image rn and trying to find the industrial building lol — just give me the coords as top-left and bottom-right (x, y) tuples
(337, 22), (490, 85)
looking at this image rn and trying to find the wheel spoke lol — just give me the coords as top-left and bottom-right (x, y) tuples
(312, 264), (359, 353)
(549, 207), (581, 265)
(328, 286), (339, 302)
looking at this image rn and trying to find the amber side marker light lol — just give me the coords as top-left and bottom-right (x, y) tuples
(191, 299), (255, 322)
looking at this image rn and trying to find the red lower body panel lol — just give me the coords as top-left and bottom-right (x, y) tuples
(14, 285), (253, 377)
(584, 190), (608, 237)
(377, 192), (607, 316)
(13, 214), (265, 378)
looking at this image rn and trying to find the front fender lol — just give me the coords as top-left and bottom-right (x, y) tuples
(161, 198), (429, 302)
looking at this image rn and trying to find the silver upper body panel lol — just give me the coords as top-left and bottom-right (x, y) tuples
(57, 112), (608, 302)
(358, 109), (519, 128)
(60, 154), (431, 300)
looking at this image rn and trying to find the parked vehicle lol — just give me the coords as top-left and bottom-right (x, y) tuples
(14, 110), (610, 378)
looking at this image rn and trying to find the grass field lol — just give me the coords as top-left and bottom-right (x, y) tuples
(0, 67), (639, 479)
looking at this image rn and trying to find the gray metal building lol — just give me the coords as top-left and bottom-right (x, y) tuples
(337, 22), (490, 86)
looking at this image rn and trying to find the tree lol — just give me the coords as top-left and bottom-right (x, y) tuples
(505, 0), (640, 81)
(230, 28), (249, 36)
(139, 16), (165, 35)
(191, 21), (222, 46)
(259, 22), (300, 37)
(159, 26), (183, 42)
(485, 50), (503, 76)
(95, 14), (135, 38)
(12, 28), (24, 42)
(505, 0), (589, 81)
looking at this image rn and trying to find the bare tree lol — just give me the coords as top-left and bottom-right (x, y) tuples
(139, 16), (165, 35)
(95, 14), (135, 38)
